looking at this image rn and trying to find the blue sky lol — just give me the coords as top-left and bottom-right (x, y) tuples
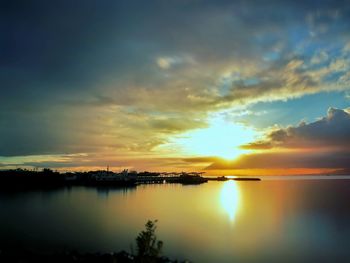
(234, 91), (350, 128)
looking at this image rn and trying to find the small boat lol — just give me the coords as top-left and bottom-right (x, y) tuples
(178, 174), (208, 185)
(216, 176), (228, 181)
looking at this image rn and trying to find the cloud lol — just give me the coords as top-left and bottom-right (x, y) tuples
(330, 168), (350, 175)
(157, 57), (173, 69)
(310, 50), (329, 65)
(182, 156), (222, 163)
(150, 117), (206, 133)
(156, 55), (194, 69)
(242, 107), (350, 150)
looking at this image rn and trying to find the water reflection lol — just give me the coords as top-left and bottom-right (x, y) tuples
(95, 186), (136, 197)
(2, 180), (350, 262)
(220, 180), (241, 221)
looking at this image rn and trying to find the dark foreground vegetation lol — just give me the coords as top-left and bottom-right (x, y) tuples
(0, 220), (188, 263)
(0, 168), (65, 190)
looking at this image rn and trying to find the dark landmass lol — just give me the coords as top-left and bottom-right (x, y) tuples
(0, 168), (208, 191)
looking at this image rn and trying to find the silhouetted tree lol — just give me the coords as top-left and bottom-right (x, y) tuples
(135, 220), (163, 262)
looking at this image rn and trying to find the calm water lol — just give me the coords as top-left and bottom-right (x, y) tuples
(1, 178), (350, 262)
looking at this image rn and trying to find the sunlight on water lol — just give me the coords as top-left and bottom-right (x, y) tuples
(220, 180), (241, 222)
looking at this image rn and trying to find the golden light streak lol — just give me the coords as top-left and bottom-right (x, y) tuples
(220, 180), (241, 222)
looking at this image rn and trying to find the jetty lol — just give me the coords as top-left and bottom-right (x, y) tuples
(233, 177), (261, 181)
(207, 176), (229, 181)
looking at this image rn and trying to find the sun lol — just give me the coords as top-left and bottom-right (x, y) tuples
(168, 114), (257, 160)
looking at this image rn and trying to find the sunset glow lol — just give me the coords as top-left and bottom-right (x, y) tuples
(164, 114), (257, 160)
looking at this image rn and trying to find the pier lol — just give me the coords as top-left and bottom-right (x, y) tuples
(135, 172), (207, 185)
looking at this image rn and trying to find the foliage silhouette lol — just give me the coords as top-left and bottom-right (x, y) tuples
(135, 220), (164, 262)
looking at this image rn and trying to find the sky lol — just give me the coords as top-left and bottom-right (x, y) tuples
(1, 0), (350, 175)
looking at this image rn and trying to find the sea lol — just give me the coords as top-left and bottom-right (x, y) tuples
(1, 176), (350, 262)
